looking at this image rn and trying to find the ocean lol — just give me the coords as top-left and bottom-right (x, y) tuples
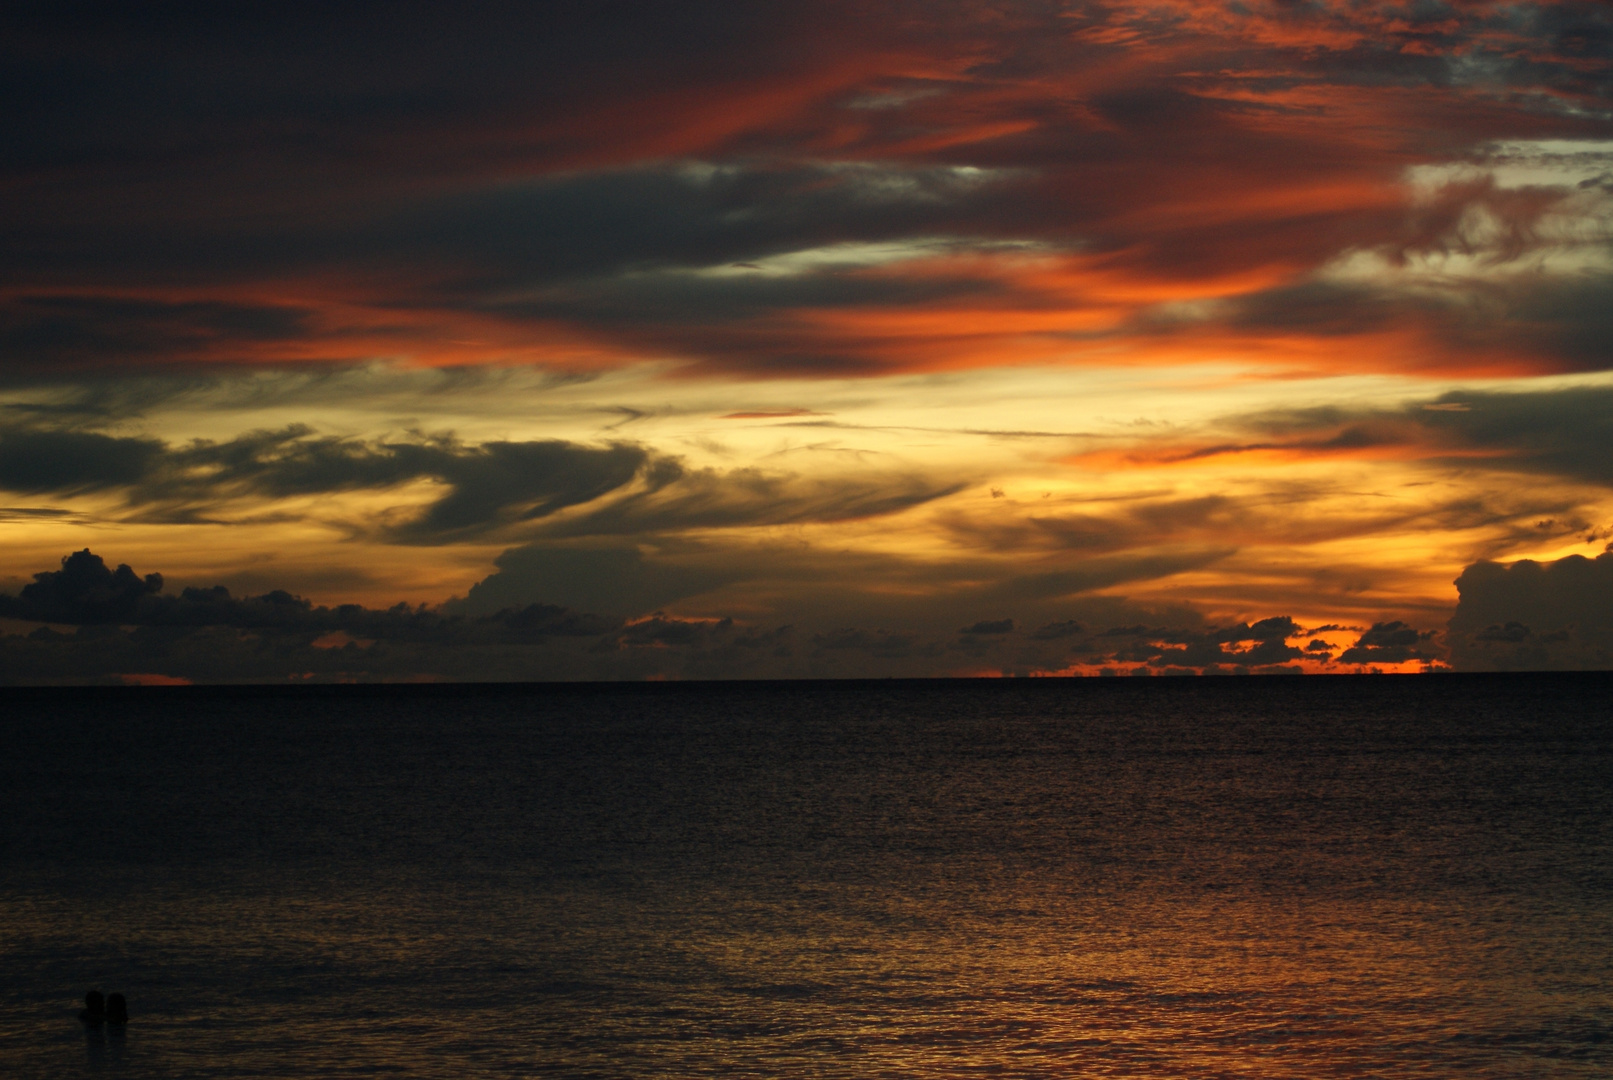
(2, 675), (1610, 1078)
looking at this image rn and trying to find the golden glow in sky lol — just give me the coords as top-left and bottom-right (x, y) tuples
(3, 1), (1612, 679)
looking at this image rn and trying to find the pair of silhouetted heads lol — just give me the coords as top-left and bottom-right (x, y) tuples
(80, 990), (127, 1025)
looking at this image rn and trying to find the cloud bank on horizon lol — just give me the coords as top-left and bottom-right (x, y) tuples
(1, 1), (1611, 680)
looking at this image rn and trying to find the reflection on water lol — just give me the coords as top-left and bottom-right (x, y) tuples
(2, 676), (1611, 1077)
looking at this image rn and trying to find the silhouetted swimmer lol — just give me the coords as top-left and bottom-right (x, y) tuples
(106, 993), (128, 1024)
(79, 990), (105, 1024)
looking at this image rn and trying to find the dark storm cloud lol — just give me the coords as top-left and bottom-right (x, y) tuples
(0, 428), (162, 493)
(6, 1), (1603, 185)
(0, 160), (1029, 378)
(1209, 272), (1613, 372)
(1447, 552), (1613, 670)
(1, 1), (1607, 380)
(0, 1), (858, 176)
(0, 295), (317, 371)
(0, 2), (938, 338)
(403, 164), (1021, 295)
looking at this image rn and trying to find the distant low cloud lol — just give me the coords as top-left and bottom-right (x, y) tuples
(1213, 616), (1300, 644)
(450, 544), (740, 617)
(0, 548), (1459, 683)
(1337, 622), (1438, 666)
(1064, 616), (1444, 673)
(812, 628), (922, 658)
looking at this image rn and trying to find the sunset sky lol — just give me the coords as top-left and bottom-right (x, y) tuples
(3, 0), (1612, 680)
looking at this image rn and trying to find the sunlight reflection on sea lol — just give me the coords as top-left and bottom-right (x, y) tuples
(2, 677), (1611, 1077)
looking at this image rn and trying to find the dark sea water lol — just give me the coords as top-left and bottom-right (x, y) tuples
(2, 676), (1612, 1078)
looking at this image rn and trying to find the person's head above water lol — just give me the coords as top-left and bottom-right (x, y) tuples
(106, 994), (127, 1024)
(80, 990), (105, 1022)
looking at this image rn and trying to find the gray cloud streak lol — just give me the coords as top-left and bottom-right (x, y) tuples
(0, 421), (966, 545)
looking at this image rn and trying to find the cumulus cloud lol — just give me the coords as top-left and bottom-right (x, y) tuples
(1448, 552), (1613, 670)
(2, 549), (163, 623)
(0, 548), (799, 682)
(0, 548), (596, 642)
